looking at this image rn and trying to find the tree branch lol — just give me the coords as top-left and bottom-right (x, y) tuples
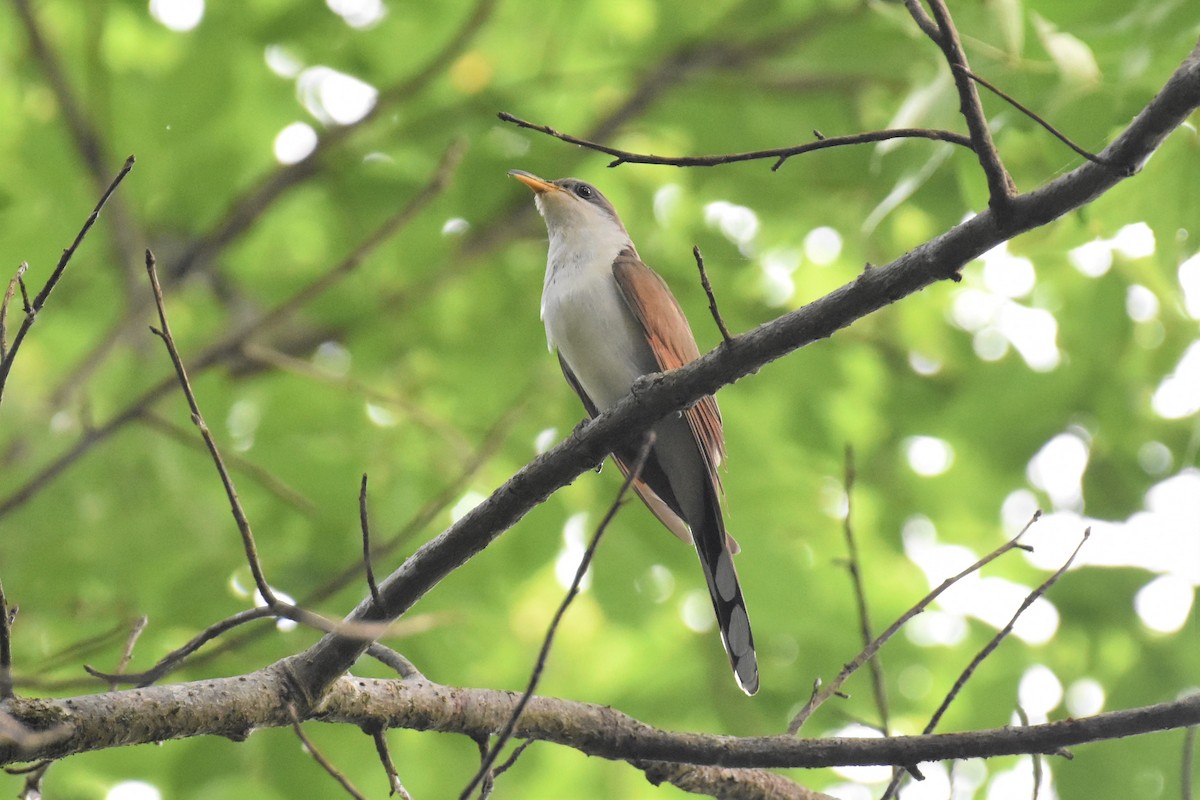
(288, 42), (1200, 701)
(3, 669), (1198, 770)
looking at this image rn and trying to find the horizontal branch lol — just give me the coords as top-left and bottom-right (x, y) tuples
(288, 41), (1200, 699)
(498, 111), (974, 170)
(2, 670), (1198, 770)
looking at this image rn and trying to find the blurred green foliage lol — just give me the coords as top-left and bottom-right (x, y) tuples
(0, 0), (1197, 797)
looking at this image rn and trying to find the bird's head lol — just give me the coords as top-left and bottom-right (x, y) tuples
(508, 170), (627, 238)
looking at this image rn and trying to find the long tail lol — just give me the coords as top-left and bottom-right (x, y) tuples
(692, 487), (758, 695)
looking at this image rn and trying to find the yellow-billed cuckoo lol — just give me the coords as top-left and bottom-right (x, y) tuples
(510, 170), (759, 695)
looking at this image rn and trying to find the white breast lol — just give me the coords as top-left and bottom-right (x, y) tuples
(540, 226), (657, 411)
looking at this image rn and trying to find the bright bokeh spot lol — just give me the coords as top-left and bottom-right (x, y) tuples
(533, 427), (558, 454)
(441, 217), (470, 236)
(1027, 432), (1089, 511)
(652, 184), (681, 225)
(149, 0), (203, 32)
(980, 241), (1036, 298)
(273, 122), (318, 164)
(365, 401), (398, 427)
(107, 780), (162, 800)
(758, 249), (801, 307)
(1000, 488), (1041, 534)
(265, 44), (304, 78)
(905, 609), (968, 647)
(326, 0), (386, 28)
(1112, 222), (1156, 259)
(997, 303), (1060, 371)
(1069, 238), (1113, 277)
(803, 225), (843, 266)
(1137, 441), (1173, 475)
(1152, 341), (1200, 419)
(680, 590), (714, 633)
(1025, 470), (1200, 584)
(554, 512), (592, 591)
(449, 490), (485, 523)
(704, 200), (759, 254)
(1066, 677), (1106, 717)
(908, 351), (942, 376)
(1018, 664), (1063, 720)
(987, 756), (1059, 800)
(226, 398), (261, 453)
(1126, 284), (1159, 322)
(296, 66), (378, 125)
(635, 564), (675, 603)
(904, 435), (955, 476)
(1134, 574), (1194, 633)
(897, 761), (952, 799)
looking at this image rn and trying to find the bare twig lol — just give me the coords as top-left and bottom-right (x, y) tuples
(460, 433), (656, 800)
(693, 246), (733, 344)
(0, 580), (12, 699)
(287, 703), (367, 800)
(0, 263), (29, 363)
(0, 156), (134, 408)
(787, 511), (1043, 734)
(883, 526), (1088, 799)
(112, 616), (149, 688)
(369, 726), (412, 799)
(145, 249), (277, 607)
(361, 474), (383, 607)
(953, 65), (1122, 170)
(910, 0), (1016, 210)
(839, 446), (889, 733)
(927, 528), (1088, 733)
(500, 112), (974, 172)
(366, 644), (422, 680)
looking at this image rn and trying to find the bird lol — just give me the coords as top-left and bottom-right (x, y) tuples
(509, 169), (758, 695)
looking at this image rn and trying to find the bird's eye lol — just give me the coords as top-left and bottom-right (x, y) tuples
(575, 184), (594, 199)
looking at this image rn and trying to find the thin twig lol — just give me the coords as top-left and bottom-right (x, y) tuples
(0, 156), (134, 408)
(902, 0), (941, 42)
(839, 446), (889, 733)
(366, 643), (423, 680)
(499, 112), (975, 172)
(787, 510), (1043, 734)
(361, 474), (383, 606)
(882, 527), (1089, 799)
(287, 703), (367, 800)
(0, 263), (29, 363)
(916, 0), (1016, 210)
(693, 246), (733, 344)
(953, 65), (1122, 170)
(460, 433), (656, 800)
(0, 579), (12, 699)
(111, 616), (149, 689)
(369, 726), (412, 799)
(145, 249), (277, 607)
(928, 528), (1089, 734)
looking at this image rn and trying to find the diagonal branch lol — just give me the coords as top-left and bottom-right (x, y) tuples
(908, 0), (1016, 211)
(286, 42), (1200, 701)
(0, 155), (134, 409)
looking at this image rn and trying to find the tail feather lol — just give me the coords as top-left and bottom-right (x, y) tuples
(692, 488), (758, 695)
